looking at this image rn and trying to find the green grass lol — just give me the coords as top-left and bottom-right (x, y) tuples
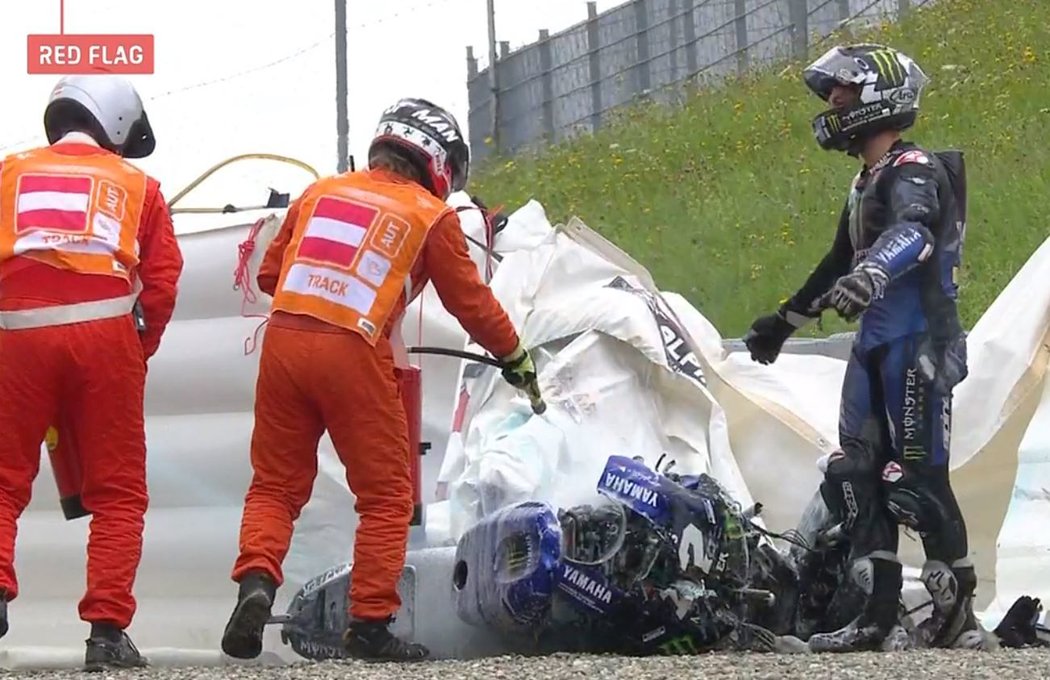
(471, 0), (1050, 339)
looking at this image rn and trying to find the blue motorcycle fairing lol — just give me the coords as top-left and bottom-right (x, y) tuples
(598, 456), (725, 577)
(452, 500), (563, 633)
(597, 455), (672, 524)
(554, 560), (625, 616)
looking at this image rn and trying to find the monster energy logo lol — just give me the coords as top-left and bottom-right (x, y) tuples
(869, 48), (905, 88)
(658, 634), (699, 655)
(723, 512), (744, 540)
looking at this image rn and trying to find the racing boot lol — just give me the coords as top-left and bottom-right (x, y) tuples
(221, 570), (277, 659)
(808, 556), (905, 653)
(911, 559), (996, 650)
(84, 623), (148, 672)
(343, 616), (429, 662)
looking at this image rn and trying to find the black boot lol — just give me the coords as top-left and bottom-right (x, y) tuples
(343, 617), (429, 662)
(84, 623), (148, 672)
(808, 556), (905, 653)
(0, 593), (8, 639)
(221, 571), (277, 659)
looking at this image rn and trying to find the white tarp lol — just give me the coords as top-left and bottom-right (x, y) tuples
(427, 210), (752, 545)
(3, 190), (1048, 668)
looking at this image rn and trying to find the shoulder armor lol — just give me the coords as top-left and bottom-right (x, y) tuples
(893, 149), (934, 168)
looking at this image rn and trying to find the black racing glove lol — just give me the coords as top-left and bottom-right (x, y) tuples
(743, 305), (811, 365)
(994, 595), (1044, 648)
(824, 262), (889, 322)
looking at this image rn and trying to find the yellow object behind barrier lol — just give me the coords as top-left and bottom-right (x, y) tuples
(167, 153), (321, 215)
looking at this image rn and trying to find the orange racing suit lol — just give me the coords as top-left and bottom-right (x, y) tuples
(0, 136), (183, 629)
(231, 167), (519, 621)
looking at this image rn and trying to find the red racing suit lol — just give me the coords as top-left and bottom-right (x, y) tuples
(231, 167), (519, 621)
(0, 134), (183, 629)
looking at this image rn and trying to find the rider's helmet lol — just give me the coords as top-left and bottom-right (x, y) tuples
(367, 97), (470, 200)
(802, 43), (929, 155)
(43, 75), (156, 158)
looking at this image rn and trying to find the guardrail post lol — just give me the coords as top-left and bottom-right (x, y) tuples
(634, 0), (651, 98)
(587, 1), (603, 132)
(682, 0), (697, 77)
(788, 0), (809, 59)
(668, 0), (679, 82)
(539, 29), (555, 143)
(735, 0), (749, 75)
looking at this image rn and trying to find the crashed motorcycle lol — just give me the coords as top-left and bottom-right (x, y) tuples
(449, 453), (810, 655)
(449, 452), (1049, 655)
(270, 453), (803, 659)
(270, 452), (1047, 659)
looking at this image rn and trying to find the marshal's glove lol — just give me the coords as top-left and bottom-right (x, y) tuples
(824, 262), (889, 322)
(500, 342), (545, 414)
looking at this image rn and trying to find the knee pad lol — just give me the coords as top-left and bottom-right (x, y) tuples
(881, 462), (950, 533)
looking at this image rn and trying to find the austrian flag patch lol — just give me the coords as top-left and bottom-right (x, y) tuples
(15, 173), (92, 234)
(298, 197), (377, 269)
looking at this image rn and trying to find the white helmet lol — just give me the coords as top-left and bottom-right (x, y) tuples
(43, 75), (156, 158)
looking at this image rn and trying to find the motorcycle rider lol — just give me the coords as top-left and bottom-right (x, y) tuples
(220, 97), (542, 662)
(742, 43), (983, 652)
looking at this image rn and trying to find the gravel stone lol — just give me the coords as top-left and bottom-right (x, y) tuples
(9, 648), (1050, 680)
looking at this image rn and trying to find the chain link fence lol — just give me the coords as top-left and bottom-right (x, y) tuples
(466, 0), (928, 163)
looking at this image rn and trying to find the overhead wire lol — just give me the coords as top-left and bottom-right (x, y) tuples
(0, 0), (458, 153)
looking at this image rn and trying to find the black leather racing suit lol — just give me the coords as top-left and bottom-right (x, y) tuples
(784, 139), (973, 636)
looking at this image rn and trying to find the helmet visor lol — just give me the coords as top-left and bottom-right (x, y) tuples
(803, 47), (868, 101)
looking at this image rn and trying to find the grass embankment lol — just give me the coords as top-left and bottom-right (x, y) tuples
(472, 0), (1050, 338)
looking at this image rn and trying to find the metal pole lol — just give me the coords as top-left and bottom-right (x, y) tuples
(335, 0), (350, 173)
(486, 0), (500, 153)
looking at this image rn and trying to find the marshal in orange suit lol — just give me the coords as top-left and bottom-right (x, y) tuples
(220, 98), (542, 662)
(0, 75), (183, 672)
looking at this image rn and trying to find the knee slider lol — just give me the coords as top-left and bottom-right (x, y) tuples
(881, 462), (948, 532)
